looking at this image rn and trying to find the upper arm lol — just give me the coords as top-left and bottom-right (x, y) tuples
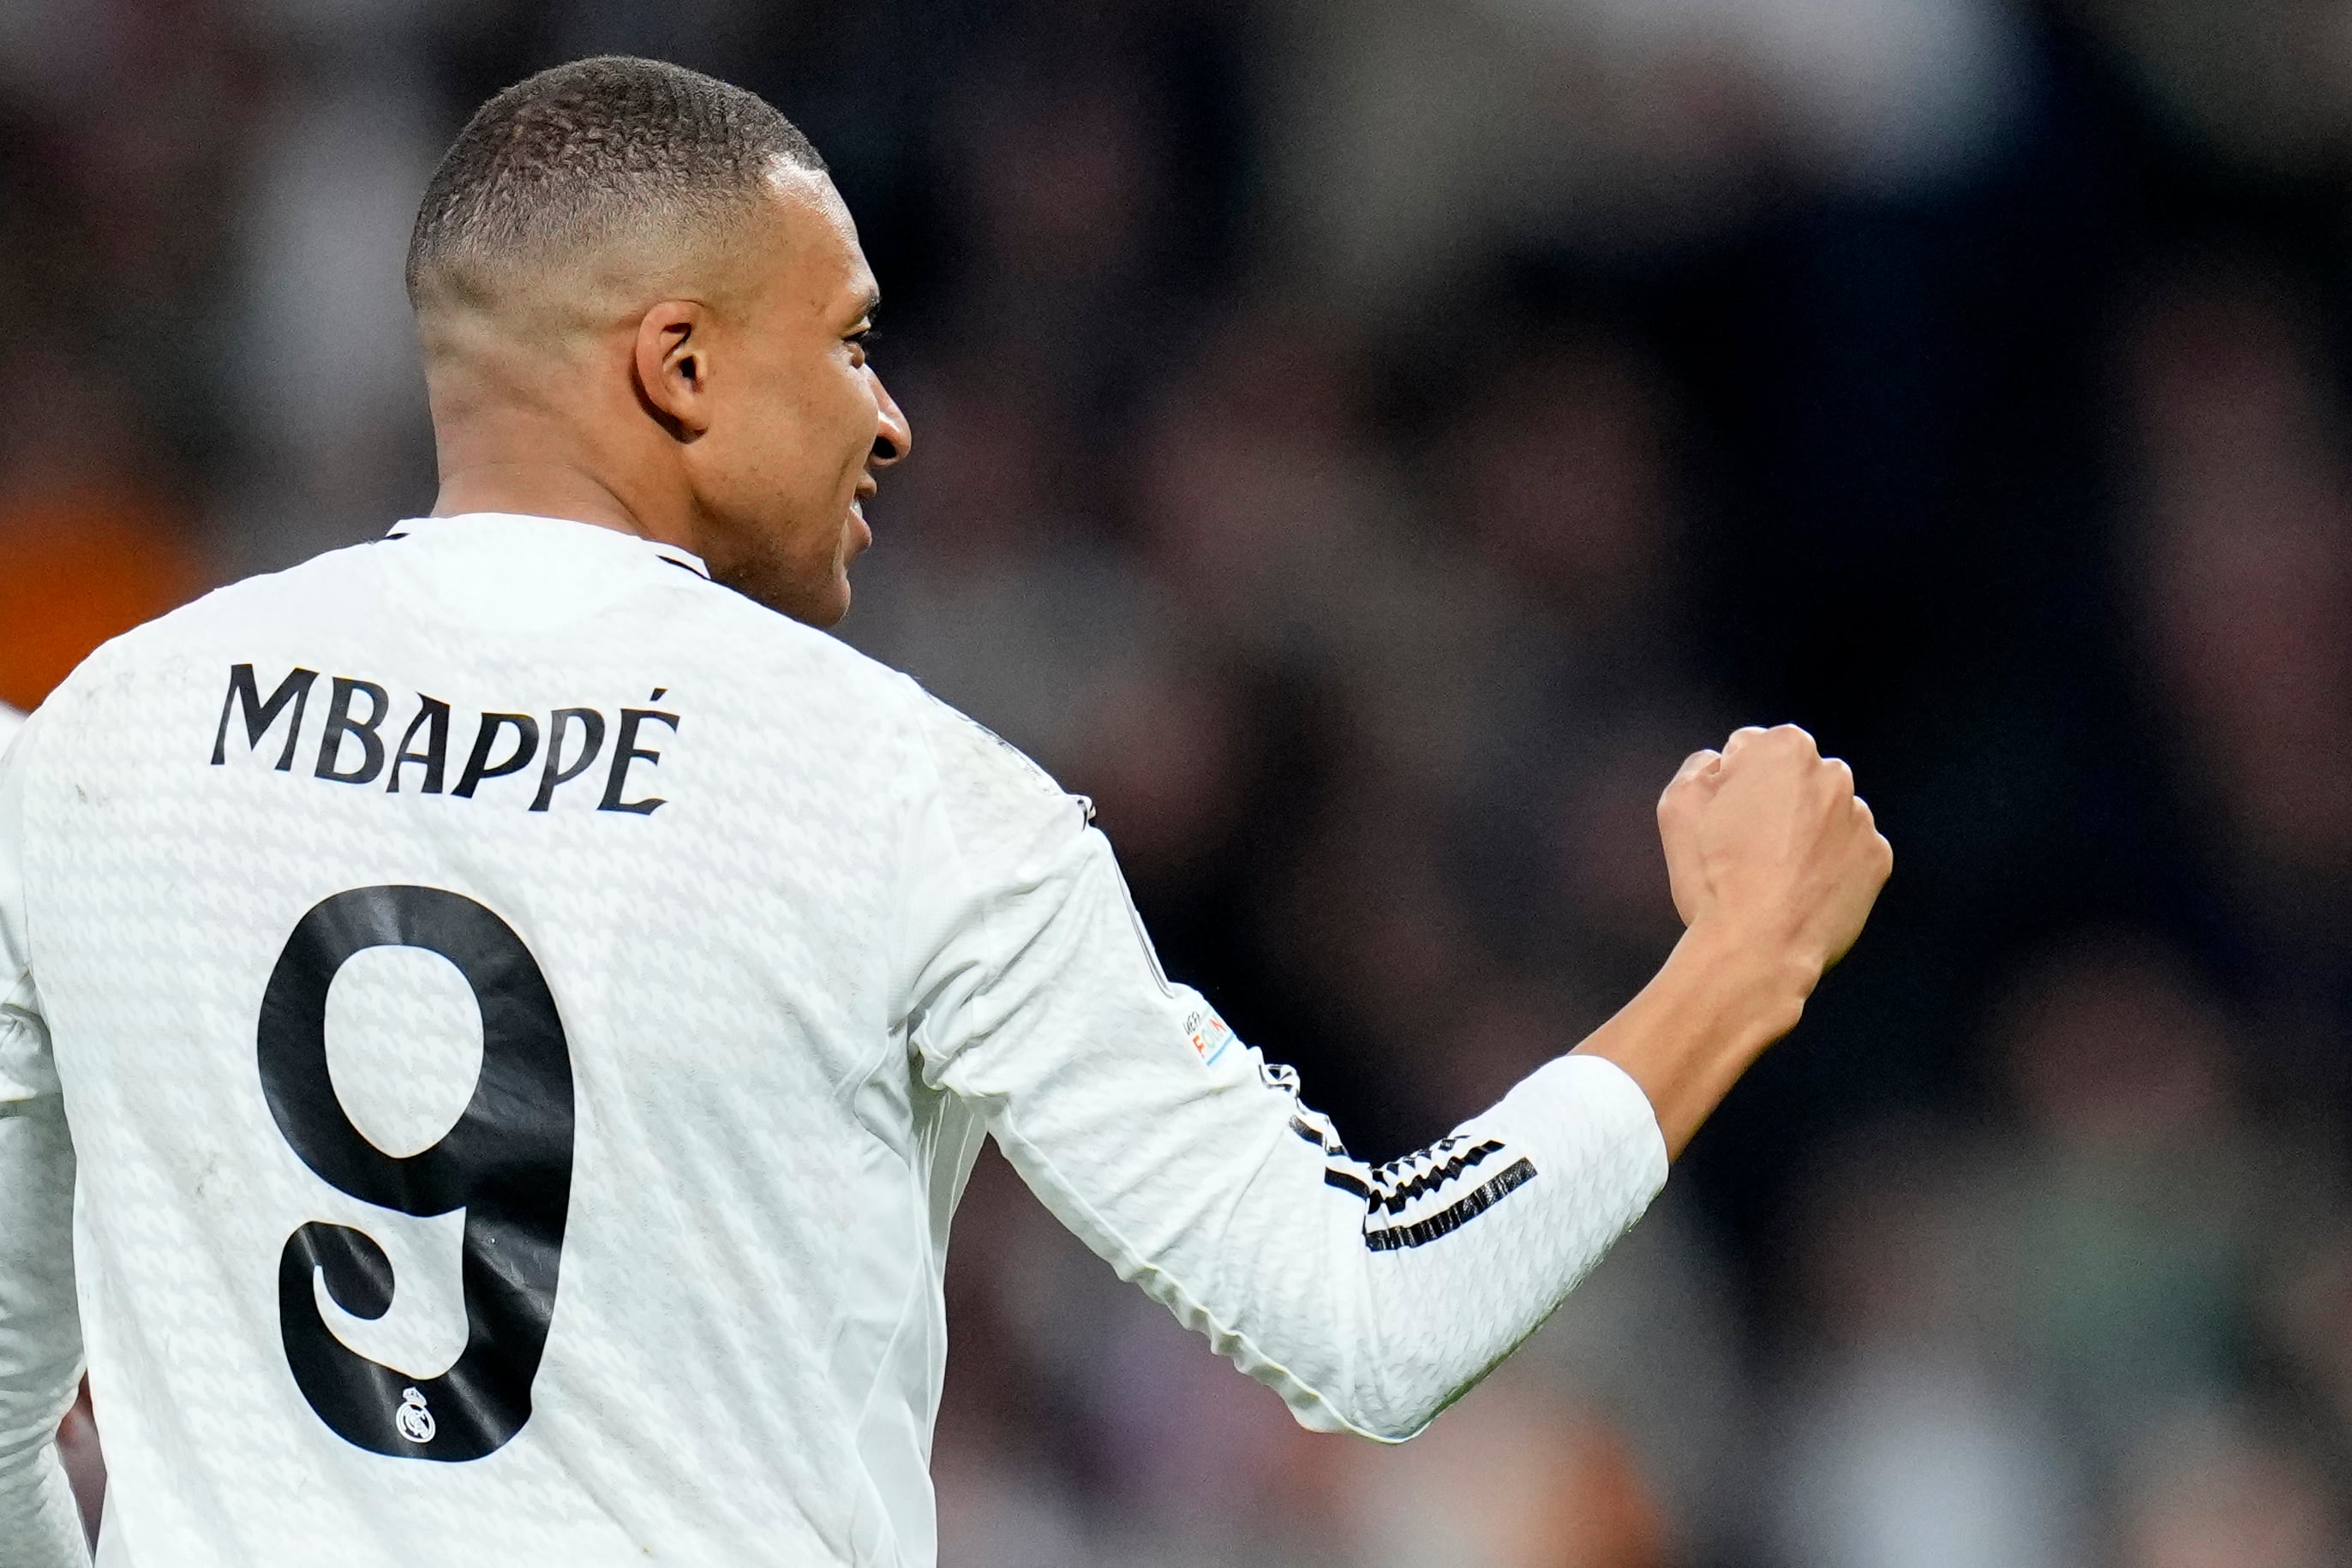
(1, 713), (51, 1101)
(0, 707), (87, 1518)
(889, 685), (1314, 1289)
(891, 685), (1189, 1097)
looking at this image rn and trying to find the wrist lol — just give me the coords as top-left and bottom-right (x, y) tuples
(1674, 915), (1820, 1033)
(1571, 918), (1816, 1159)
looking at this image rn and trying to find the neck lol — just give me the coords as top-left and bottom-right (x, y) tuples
(432, 458), (651, 538)
(422, 335), (703, 555)
(428, 422), (710, 554)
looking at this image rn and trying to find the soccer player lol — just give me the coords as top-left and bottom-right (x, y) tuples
(0, 705), (19, 752)
(0, 57), (1890, 1567)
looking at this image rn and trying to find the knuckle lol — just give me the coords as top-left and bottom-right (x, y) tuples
(1667, 751), (1717, 793)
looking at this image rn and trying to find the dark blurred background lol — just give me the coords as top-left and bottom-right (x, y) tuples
(9, 0), (2352, 1563)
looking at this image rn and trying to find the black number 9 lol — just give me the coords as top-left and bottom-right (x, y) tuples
(258, 885), (573, 1463)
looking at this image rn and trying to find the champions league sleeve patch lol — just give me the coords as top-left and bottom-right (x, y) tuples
(1184, 1007), (1235, 1067)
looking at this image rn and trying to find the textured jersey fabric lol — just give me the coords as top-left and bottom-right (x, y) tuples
(0, 513), (1668, 1567)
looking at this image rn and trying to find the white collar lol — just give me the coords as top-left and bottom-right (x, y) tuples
(386, 513), (713, 582)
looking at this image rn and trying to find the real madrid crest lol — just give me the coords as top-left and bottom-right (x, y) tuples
(396, 1386), (437, 1445)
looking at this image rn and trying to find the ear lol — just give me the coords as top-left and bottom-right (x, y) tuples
(632, 300), (714, 440)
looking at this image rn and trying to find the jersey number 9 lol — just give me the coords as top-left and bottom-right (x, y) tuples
(258, 885), (574, 1463)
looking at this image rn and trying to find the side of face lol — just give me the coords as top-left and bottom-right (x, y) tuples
(649, 169), (911, 625)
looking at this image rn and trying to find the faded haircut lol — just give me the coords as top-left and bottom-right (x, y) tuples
(405, 56), (826, 309)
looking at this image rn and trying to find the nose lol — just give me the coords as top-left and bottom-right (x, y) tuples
(870, 370), (912, 468)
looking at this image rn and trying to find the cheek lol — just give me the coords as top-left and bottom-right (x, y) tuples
(720, 379), (823, 497)
(823, 367), (875, 472)
(703, 354), (870, 529)
(768, 365), (867, 484)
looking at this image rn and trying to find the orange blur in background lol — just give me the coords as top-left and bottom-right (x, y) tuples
(0, 486), (199, 712)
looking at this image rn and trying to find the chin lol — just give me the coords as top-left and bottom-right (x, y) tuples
(788, 560), (854, 628)
(806, 584), (852, 628)
(713, 558), (851, 629)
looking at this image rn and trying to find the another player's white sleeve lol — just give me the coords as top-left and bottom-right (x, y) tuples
(897, 696), (1669, 1441)
(0, 712), (90, 1566)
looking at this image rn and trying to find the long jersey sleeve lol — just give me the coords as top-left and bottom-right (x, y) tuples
(899, 699), (1668, 1441)
(0, 709), (93, 1567)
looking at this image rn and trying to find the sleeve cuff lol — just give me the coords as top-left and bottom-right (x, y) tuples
(1493, 1051), (1671, 1236)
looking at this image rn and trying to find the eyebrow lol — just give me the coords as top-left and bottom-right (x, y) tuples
(856, 291), (882, 325)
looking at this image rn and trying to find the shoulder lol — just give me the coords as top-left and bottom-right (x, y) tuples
(46, 541), (385, 691)
(652, 584), (965, 768)
(0, 704), (19, 755)
(899, 679), (1092, 853)
(655, 582), (1053, 785)
(666, 602), (1093, 883)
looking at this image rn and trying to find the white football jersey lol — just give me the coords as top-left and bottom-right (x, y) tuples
(0, 703), (21, 751)
(0, 513), (1667, 1567)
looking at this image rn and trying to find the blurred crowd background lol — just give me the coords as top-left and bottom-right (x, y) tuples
(8, 0), (2352, 1563)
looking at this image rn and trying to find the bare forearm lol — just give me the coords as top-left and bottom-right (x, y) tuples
(1571, 922), (1814, 1158)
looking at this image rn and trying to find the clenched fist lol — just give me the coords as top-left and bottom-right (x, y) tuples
(1572, 722), (1890, 1156)
(1657, 725), (1892, 986)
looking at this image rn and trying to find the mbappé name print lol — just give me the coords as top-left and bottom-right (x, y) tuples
(211, 663), (679, 814)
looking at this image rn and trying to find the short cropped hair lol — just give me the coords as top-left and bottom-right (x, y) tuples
(405, 56), (826, 308)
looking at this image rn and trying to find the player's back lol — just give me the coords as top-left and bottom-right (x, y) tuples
(12, 514), (984, 1565)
